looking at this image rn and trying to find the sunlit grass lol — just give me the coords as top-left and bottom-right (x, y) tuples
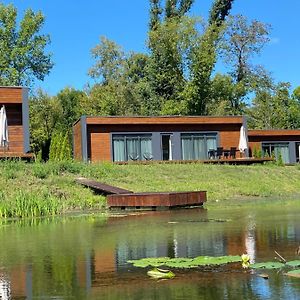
(0, 160), (299, 218)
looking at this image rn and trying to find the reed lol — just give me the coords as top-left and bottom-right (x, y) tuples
(0, 160), (299, 219)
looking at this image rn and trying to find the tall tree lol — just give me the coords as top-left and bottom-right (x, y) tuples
(220, 15), (270, 83)
(0, 4), (53, 87)
(29, 90), (61, 160)
(148, 0), (195, 110)
(186, 0), (234, 115)
(248, 82), (300, 129)
(209, 0), (234, 25)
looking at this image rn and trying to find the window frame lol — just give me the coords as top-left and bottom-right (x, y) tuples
(112, 133), (152, 162)
(180, 132), (218, 160)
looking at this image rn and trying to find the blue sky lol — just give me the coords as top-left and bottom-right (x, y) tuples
(3, 0), (300, 94)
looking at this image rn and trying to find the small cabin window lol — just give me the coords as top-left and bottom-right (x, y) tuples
(113, 134), (152, 162)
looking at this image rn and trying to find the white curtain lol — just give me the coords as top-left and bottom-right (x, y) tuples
(113, 139), (125, 162)
(181, 137), (193, 160)
(140, 138), (152, 160)
(193, 137), (205, 160)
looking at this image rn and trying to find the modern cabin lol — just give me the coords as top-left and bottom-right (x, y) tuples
(0, 86), (31, 156)
(73, 116), (246, 162)
(248, 130), (300, 164)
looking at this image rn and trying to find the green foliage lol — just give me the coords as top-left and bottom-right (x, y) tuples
(249, 82), (300, 129)
(0, 3), (53, 87)
(49, 132), (72, 162)
(276, 152), (284, 166)
(220, 15), (270, 83)
(209, 0), (235, 26)
(0, 190), (61, 218)
(30, 89), (62, 159)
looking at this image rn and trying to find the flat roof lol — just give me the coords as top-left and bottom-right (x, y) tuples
(81, 116), (245, 126)
(249, 129), (300, 136)
(0, 86), (28, 89)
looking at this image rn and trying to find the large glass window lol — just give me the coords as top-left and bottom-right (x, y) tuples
(113, 135), (152, 162)
(262, 143), (290, 164)
(181, 133), (217, 160)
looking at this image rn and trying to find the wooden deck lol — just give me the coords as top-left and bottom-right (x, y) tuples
(107, 191), (207, 210)
(75, 178), (133, 195)
(76, 178), (207, 210)
(0, 152), (35, 161)
(115, 157), (273, 165)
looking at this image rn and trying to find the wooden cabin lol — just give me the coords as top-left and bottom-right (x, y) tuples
(73, 116), (246, 162)
(0, 86), (31, 157)
(248, 130), (300, 164)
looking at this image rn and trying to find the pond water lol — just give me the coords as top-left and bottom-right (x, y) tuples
(0, 203), (300, 299)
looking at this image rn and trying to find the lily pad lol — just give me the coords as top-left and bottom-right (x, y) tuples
(147, 268), (175, 279)
(250, 262), (285, 269)
(128, 255), (241, 269)
(127, 257), (169, 268)
(286, 260), (300, 267)
(285, 269), (300, 278)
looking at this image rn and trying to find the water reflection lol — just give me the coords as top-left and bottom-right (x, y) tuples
(0, 206), (299, 299)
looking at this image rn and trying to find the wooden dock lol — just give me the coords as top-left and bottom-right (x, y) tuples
(76, 178), (206, 210)
(76, 178), (133, 195)
(107, 191), (207, 210)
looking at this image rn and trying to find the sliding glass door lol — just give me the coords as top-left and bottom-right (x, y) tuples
(113, 135), (152, 162)
(262, 143), (290, 164)
(181, 133), (217, 160)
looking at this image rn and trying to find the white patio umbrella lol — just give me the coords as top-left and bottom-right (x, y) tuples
(238, 125), (248, 156)
(0, 106), (9, 149)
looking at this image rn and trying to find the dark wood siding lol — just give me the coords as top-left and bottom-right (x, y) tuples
(73, 121), (82, 160)
(0, 88), (26, 153)
(0, 87), (23, 103)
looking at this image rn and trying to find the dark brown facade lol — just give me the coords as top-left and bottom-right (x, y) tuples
(73, 116), (246, 162)
(0, 86), (30, 154)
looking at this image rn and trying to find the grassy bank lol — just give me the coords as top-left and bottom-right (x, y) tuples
(0, 160), (299, 218)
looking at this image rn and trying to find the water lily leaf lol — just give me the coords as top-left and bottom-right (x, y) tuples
(128, 255), (241, 269)
(147, 268), (175, 279)
(251, 262), (284, 269)
(127, 257), (169, 268)
(286, 260), (300, 267)
(285, 269), (300, 278)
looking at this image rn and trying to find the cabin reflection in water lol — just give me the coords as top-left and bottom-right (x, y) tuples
(2, 208), (300, 299)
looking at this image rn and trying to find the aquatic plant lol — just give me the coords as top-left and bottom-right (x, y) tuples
(147, 268), (175, 279)
(250, 262), (285, 269)
(128, 255), (242, 269)
(285, 269), (300, 278)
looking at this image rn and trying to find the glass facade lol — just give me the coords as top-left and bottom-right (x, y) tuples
(181, 133), (217, 160)
(113, 135), (152, 162)
(262, 143), (290, 164)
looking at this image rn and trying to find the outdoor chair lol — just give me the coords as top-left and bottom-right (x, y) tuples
(208, 149), (216, 159)
(230, 147), (236, 159)
(216, 147), (223, 159)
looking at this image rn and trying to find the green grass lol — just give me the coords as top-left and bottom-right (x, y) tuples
(0, 160), (299, 218)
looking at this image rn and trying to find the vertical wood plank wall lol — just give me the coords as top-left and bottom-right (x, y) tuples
(73, 121), (82, 160)
(0, 87), (25, 153)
